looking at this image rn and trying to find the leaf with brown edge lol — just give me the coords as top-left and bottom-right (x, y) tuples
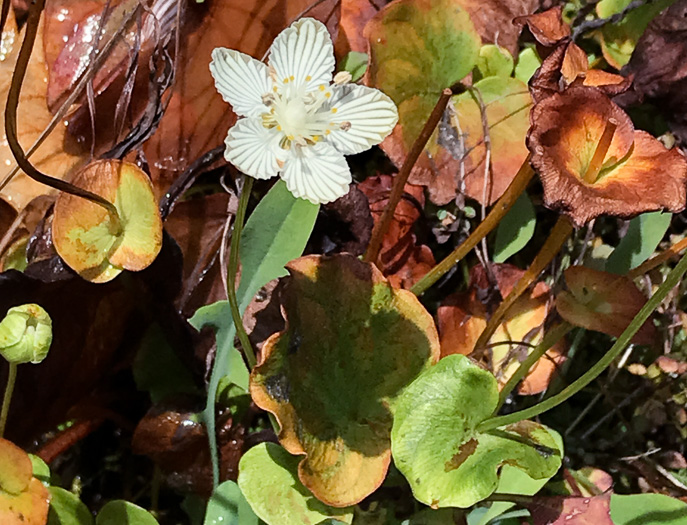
(0, 439), (50, 525)
(527, 493), (613, 525)
(0, 8), (88, 211)
(437, 264), (564, 395)
(556, 265), (656, 345)
(529, 86), (687, 226)
(451, 76), (531, 205)
(250, 254), (440, 507)
(52, 160), (163, 283)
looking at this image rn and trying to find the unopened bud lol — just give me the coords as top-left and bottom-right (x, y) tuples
(0, 304), (52, 365)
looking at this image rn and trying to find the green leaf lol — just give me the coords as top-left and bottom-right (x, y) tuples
(189, 180), (319, 484)
(340, 52), (368, 82)
(514, 46), (541, 84)
(251, 254), (440, 506)
(391, 355), (562, 508)
(493, 192), (536, 263)
(595, 0), (676, 68)
(95, 501), (159, 525)
(475, 45), (514, 80)
(610, 493), (687, 525)
(28, 454), (50, 486)
(204, 480), (258, 525)
(133, 324), (199, 403)
(605, 211), (671, 274)
(366, 0), (481, 149)
(47, 487), (93, 525)
(238, 443), (353, 525)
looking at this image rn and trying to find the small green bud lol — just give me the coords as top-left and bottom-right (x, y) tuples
(0, 304), (52, 365)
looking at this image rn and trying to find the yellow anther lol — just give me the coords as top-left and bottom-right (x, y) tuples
(319, 85), (325, 91)
(273, 86), (278, 92)
(306, 75), (312, 81)
(290, 76), (295, 81)
(331, 108), (337, 114)
(325, 129), (331, 135)
(277, 125), (282, 131)
(283, 77), (289, 83)
(325, 92), (331, 98)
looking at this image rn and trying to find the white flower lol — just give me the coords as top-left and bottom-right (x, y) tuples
(210, 18), (399, 204)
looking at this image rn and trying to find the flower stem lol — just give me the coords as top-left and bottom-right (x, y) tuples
(411, 156), (535, 296)
(364, 88), (452, 264)
(226, 177), (257, 369)
(477, 249), (687, 432)
(473, 216), (574, 353)
(496, 322), (573, 412)
(627, 235), (687, 280)
(0, 363), (18, 438)
(583, 119), (617, 184)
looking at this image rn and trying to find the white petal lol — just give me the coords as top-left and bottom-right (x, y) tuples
(224, 119), (284, 180)
(280, 143), (351, 204)
(325, 84), (399, 155)
(268, 18), (334, 91)
(210, 48), (271, 118)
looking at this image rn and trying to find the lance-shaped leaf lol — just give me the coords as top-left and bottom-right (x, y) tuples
(556, 266), (656, 344)
(52, 160), (163, 283)
(529, 86), (687, 226)
(250, 254), (440, 506)
(0, 439), (50, 525)
(365, 0), (481, 205)
(391, 354), (562, 508)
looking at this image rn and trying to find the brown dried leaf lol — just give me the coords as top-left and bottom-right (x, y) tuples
(515, 6), (571, 46)
(527, 493), (614, 525)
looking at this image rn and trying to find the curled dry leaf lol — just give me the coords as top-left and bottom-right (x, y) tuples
(250, 254), (440, 506)
(556, 265), (656, 344)
(52, 160), (163, 283)
(527, 493), (613, 525)
(0, 9), (87, 210)
(515, 6), (571, 47)
(358, 175), (434, 289)
(529, 86), (687, 226)
(437, 264), (564, 395)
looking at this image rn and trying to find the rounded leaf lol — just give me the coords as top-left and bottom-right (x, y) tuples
(250, 254), (440, 506)
(238, 443), (353, 525)
(95, 500), (159, 525)
(0, 439), (32, 495)
(52, 160), (163, 283)
(47, 487), (93, 525)
(391, 355), (562, 508)
(0, 304), (52, 365)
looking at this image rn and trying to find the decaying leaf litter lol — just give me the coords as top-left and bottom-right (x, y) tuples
(1, 0), (687, 524)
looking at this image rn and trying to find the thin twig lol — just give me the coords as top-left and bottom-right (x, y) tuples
(572, 0), (655, 41)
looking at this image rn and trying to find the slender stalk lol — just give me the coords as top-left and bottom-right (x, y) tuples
(4, 0), (122, 231)
(226, 177), (257, 369)
(0, 363), (18, 438)
(477, 249), (687, 432)
(411, 157), (535, 296)
(582, 119), (617, 184)
(496, 322), (573, 411)
(628, 236), (687, 280)
(364, 89), (452, 264)
(474, 216), (574, 353)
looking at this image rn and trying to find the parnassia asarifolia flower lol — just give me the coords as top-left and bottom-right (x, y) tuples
(210, 18), (399, 204)
(0, 304), (52, 365)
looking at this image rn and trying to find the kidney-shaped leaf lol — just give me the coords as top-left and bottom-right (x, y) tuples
(556, 265), (656, 344)
(610, 493), (687, 525)
(250, 254), (440, 506)
(391, 354), (562, 508)
(529, 86), (687, 226)
(238, 443), (353, 525)
(0, 439), (50, 525)
(365, 0), (481, 205)
(95, 500), (159, 525)
(52, 160), (163, 282)
(0, 439), (32, 495)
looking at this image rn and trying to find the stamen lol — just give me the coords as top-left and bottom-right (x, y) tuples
(279, 136), (292, 150)
(262, 93), (275, 106)
(333, 71), (352, 85)
(340, 121), (351, 131)
(331, 108), (338, 114)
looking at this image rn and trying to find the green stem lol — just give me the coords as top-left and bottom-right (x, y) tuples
(226, 177), (257, 369)
(477, 250), (687, 432)
(496, 322), (573, 411)
(0, 363), (18, 438)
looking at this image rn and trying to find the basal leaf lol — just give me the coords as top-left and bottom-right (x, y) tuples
(95, 501), (159, 525)
(476, 45), (514, 79)
(204, 480), (258, 525)
(391, 354), (562, 508)
(605, 211), (671, 274)
(47, 487), (93, 525)
(250, 254), (440, 506)
(493, 192), (536, 263)
(610, 493), (687, 525)
(238, 443), (353, 525)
